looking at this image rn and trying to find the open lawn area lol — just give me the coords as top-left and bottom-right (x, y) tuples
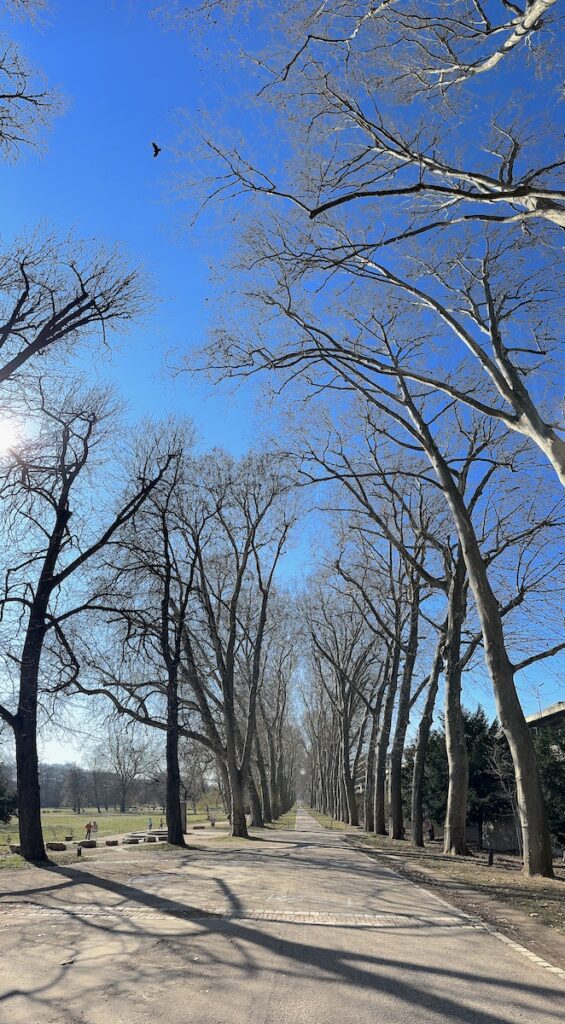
(0, 805), (230, 865)
(0, 810), (153, 850)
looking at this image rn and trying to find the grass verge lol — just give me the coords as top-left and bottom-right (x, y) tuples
(267, 806), (297, 830)
(304, 807), (348, 830)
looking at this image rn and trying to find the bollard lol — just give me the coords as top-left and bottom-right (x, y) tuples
(77, 846), (82, 858)
(488, 847), (494, 867)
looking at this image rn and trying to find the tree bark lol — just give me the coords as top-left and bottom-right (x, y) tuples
(229, 762), (248, 838)
(389, 581), (420, 840)
(254, 734), (273, 822)
(443, 556), (469, 856)
(340, 714), (358, 826)
(14, 712), (46, 862)
(411, 631), (444, 846)
(248, 769), (264, 827)
(364, 702), (381, 833)
(374, 649), (399, 834)
(165, 675), (185, 847)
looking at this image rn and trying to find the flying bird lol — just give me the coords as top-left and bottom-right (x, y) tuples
(152, 142), (162, 158)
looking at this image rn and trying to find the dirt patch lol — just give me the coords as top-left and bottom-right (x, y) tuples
(346, 834), (565, 971)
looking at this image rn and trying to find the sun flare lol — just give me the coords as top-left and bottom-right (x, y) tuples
(0, 419), (19, 454)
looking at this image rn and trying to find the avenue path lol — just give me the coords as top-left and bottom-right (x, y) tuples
(0, 806), (563, 1024)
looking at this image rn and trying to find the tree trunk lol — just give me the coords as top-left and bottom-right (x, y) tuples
(341, 716), (358, 826)
(255, 734), (273, 822)
(443, 557), (469, 856)
(229, 762), (248, 838)
(389, 583), (419, 841)
(14, 715), (46, 862)
(216, 757), (231, 816)
(15, 628), (47, 862)
(248, 769), (264, 827)
(411, 632), (444, 846)
(364, 704), (381, 833)
(374, 651), (399, 834)
(166, 675), (185, 847)
(423, 439), (554, 876)
(266, 729), (280, 820)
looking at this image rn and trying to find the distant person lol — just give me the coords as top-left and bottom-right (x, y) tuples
(85, 821), (92, 840)
(159, 818), (164, 830)
(91, 820), (98, 836)
(147, 817), (153, 832)
(427, 823), (435, 842)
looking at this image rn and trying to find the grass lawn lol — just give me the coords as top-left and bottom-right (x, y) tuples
(0, 803), (230, 868)
(305, 807), (349, 830)
(0, 810), (155, 850)
(346, 832), (565, 934)
(267, 806), (297, 830)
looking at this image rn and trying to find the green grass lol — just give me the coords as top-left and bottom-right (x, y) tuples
(0, 802), (230, 851)
(267, 806), (297, 830)
(304, 807), (349, 830)
(0, 810), (155, 850)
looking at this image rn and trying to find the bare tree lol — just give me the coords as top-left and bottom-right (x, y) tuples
(0, 0), (61, 159)
(166, 1), (560, 89)
(0, 385), (175, 861)
(91, 425), (197, 846)
(0, 232), (147, 389)
(107, 722), (153, 814)
(180, 452), (296, 836)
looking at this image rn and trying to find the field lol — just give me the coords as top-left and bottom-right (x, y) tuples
(0, 801), (229, 853)
(0, 810), (153, 850)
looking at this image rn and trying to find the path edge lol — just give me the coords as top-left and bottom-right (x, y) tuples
(352, 841), (565, 983)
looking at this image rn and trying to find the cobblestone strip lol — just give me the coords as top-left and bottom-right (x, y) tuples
(1, 901), (477, 929)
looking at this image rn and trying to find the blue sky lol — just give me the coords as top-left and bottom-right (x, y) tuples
(1, 2), (562, 764)
(1, 0), (261, 448)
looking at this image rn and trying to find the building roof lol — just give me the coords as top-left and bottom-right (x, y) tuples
(525, 702), (565, 729)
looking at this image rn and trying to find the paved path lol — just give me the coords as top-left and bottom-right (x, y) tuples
(0, 807), (563, 1024)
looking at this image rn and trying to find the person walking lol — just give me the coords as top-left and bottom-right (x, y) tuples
(147, 817), (153, 832)
(85, 821), (92, 841)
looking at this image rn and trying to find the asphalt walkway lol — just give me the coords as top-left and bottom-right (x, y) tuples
(0, 806), (563, 1023)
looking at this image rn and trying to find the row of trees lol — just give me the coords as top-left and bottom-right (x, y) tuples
(170, 0), (565, 876)
(0, 1), (563, 880)
(0, 388), (301, 857)
(0, 1), (300, 862)
(299, 437), (562, 856)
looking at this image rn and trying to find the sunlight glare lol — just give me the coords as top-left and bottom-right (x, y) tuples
(0, 419), (19, 454)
